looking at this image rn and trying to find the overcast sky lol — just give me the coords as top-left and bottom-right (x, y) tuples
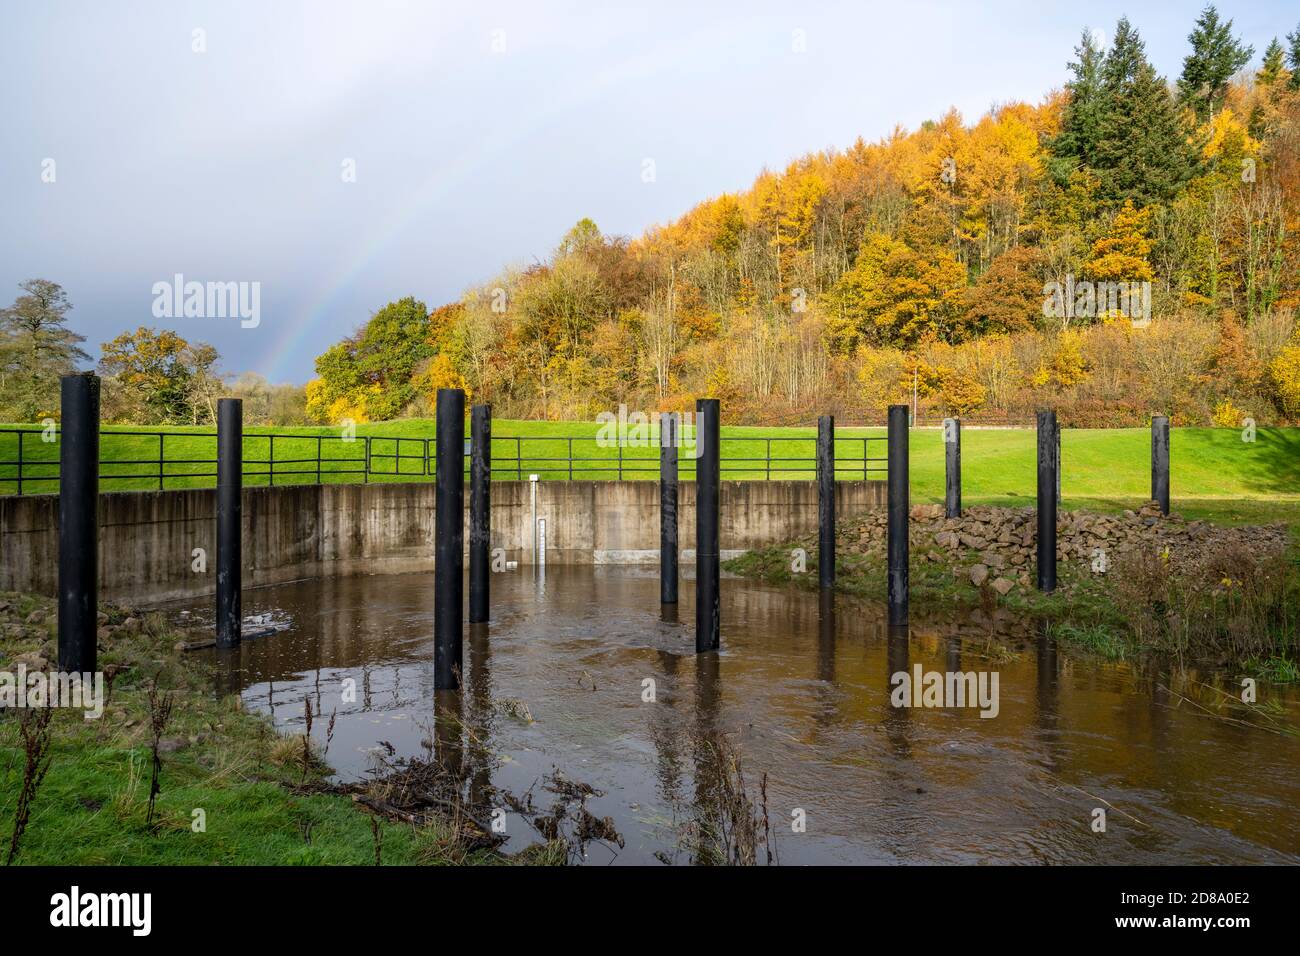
(2, 0), (1295, 383)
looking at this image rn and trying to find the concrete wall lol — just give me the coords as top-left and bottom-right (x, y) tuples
(0, 479), (883, 605)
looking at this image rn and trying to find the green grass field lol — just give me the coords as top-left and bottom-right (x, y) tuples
(3, 419), (1298, 524)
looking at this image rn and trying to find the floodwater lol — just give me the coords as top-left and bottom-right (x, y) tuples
(177, 567), (1299, 865)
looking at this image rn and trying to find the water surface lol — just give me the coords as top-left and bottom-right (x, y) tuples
(177, 567), (1299, 864)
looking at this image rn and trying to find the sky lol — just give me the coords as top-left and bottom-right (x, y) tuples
(2, 0), (1295, 384)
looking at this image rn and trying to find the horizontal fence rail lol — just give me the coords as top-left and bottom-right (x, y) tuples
(0, 427), (888, 496)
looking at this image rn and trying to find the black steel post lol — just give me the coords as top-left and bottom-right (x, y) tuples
(887, 404), (909, 626)
(435, 388), (466, 688)
(57, 374), (99, 673)
(469, 403), (491, 624)
(1056, 422), (1062, 505)
(1037, 409), (1057, 593)
(695, 398), (720, 653)
(1151, 414), (1170, 516)
(216, 397), (242, 649)
(660, 411), (679, 605)
(944, 416), (961, 518)
(817, 414), (835, 589)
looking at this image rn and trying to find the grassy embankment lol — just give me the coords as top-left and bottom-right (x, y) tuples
(3, 419), (1298, 528)
(0, 593), (560, 865)
(724, 424), (1300, 672)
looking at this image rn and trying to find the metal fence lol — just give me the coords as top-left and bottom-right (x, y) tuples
(0, 427), (888, 495)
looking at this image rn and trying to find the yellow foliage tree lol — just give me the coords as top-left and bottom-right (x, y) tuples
(1269, 342), (1300, 419)
(415, 353), (471, 405)
(1049, 330), (1091, 388)
(305, 377), (376, 424)
(1085, 200), (1155, 283)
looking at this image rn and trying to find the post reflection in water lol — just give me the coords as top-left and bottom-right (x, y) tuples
(650, 602), (685, 809)
(1035, 618), (1063, 773)
(178, 566), (1299, 866)
(811, 590), (839, 733)
(689, 651), (724, 865)
(466, 622), (494, 807)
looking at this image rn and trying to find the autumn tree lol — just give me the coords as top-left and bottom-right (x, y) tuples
(1269, 332), (1300, 418)
(822, 232), (966, 350)
(306, 297), (432, 423)
(228, 372), (309, 425)
(1085, 200), (1156, 285)
(1202, 311), (1263, 397)
(961, 245), (1046, 335)
(98, 327), (223, 424)
(0, 279), (88, 420)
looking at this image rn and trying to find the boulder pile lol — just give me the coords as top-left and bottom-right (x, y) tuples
(820, 501), (1290, 593)
(0, 595), (150, 669)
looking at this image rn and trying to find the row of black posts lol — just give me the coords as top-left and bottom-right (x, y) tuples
(811, 404), (911, 623)
(55, 374), (248, 670)
(812, 407), (1175, 625)
(694, 399), (721, 653)
(655, 399), (721, 653)
(53, 374), (1172, 677)
(431, 393), (498, 688)
(430, 392), (725, 688)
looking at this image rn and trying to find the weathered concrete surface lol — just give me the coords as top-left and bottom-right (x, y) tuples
(0, 479), (883, 604)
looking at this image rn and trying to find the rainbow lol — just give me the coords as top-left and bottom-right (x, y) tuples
(260, 73), (617, 383)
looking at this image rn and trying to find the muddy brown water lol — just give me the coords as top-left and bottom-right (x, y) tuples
(175, 567), (1299, 865)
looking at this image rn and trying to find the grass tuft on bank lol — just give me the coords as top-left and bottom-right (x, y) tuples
(0, 594), (554, 865)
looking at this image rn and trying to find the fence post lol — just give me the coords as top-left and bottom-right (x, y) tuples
(1037, 409), (1057, 593)
(887, 405), (909, 626)
(58, 373), (99, 673)
(216, 398), (242, 648)
(695, 398), (720, 652)
(817, 414), (835, 590)
(660, 411), (679, 605)
(469, 404), (491, 624)
(435, 388), (465, 689)
(1151, 414), (1170, 516)
(944, 416), (961, 518)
